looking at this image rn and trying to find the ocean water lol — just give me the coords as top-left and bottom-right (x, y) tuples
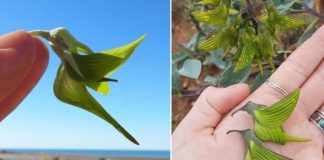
(6, 149), (170, 158)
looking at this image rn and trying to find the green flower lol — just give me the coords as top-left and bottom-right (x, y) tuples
(227, 129), (292, 160)
(30, 27), (146, 145)
(232, 89), (310, 144)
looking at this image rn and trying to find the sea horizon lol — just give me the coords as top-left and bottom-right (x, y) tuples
(1, 149), (170, 158)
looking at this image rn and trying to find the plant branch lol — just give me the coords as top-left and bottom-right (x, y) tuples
(245, 0), (258, 34)
(299, 0), (324, 21)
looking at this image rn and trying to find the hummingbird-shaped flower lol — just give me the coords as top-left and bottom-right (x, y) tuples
(29, 27), (146, 145)
(227, 129), (292, 160)
(231, 89), (310, 144)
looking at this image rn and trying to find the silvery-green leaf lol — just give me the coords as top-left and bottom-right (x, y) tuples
(54, 65), (138, 145)
(219, 65), (252, 87)
(178, 59), (202, 79)
(172, 64), (182, 94)
(298, 27), (317, 44)
(172, 52), (188, 64)
(209, 49), (227, 70)
(204, 75), (218, 85)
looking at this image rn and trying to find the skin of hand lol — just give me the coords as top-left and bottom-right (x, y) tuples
(0, 30), (49, 121)
(173, 25), (324, 160)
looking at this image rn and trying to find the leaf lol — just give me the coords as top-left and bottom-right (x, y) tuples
(172, 64), (182, 94)
(251, 70), (272, 92)
(204, 75), (218, 85)
(209, 49), (229, 70)
(192, 3), (228, 25)
(178, 59), (202, 79)
(219, 64), (252, 87)
(172, 52), (188, 64)
(54, 65), (139, 145)
(298, 27), (317, 44)
(198, 27), (236, 51)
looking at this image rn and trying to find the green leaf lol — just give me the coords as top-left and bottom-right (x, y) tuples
(219, 64), (252, 87)
(298, 27), (317, 44)
(251, 70), (272, 92)
(172, 64), (182, 94)
(198, 27), (236, 51)
(54, 65), (139, 145)
(192, 3), (228, 25)
(178, 59), (202, 79)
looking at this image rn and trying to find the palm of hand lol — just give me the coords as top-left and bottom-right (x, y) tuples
(173, 26), (324, 160)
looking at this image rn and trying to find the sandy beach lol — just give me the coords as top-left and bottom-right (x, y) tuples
(0, 151), (169, 160)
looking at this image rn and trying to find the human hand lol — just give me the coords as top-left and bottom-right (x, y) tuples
(173, 26), (324, 160)
(0, 30), (49, 121)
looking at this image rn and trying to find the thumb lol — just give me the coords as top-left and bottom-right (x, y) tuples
(174, 84), (250, 134)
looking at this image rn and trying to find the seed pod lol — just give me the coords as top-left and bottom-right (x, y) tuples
(232, 89), (311, 144)
(227, 129), (292, 160)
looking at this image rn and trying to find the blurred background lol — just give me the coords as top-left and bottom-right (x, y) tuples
(0, 0), (170, 159)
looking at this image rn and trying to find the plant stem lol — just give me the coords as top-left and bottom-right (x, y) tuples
(300, 0), (324, 22)
(245, 0), (258, 34)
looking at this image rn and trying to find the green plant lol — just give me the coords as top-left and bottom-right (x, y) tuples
(172, 0), (322, 96)
(30, 27), (145, 145)
(229, 89), (310, 159)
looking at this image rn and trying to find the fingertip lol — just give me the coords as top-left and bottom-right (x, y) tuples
(227, 83), (250, 96)
(0, 30), (32, 49)
(204, 83), (250, 114)
(32, 37), (49, 73)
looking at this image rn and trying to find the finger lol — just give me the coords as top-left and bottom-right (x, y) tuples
(0, 37), (49, 121)
(0, 30), (36, 101)
(0, 30), (30, 48)
(298, 60), (324, 117)
(174, 84), (250, 135)
(255, 25), (324, 99)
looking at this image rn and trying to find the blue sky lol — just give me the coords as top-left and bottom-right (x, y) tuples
(0, 0), (170, 150)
